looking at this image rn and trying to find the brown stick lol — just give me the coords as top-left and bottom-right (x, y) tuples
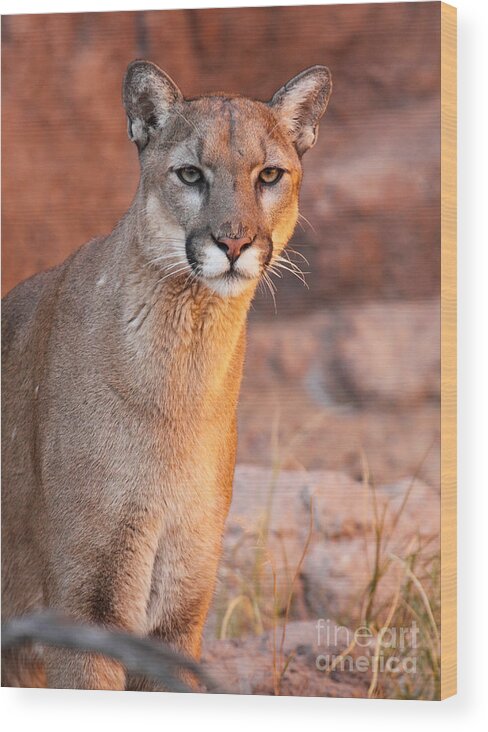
(1, 611), (223, 694)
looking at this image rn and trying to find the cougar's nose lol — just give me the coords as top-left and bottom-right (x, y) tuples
(213, 235), (253, 263)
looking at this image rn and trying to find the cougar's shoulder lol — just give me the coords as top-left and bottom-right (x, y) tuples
(2, 236), (115, 359)
(2, 264), (65, 362)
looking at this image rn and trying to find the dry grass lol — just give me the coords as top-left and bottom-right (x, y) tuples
(342, 449), (441, 700)
(213, 416), (440, 700)
(271, 498), (314, 696)
(215, 412), (319, 643)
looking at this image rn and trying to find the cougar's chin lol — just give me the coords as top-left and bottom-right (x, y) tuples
(200, 270), (257, 298)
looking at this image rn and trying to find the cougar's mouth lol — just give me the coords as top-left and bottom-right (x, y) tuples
(195, 261), (263, 298)
(208, 268), (254, 281)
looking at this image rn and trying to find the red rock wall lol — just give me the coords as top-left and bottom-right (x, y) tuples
(2, 3), (440, 313)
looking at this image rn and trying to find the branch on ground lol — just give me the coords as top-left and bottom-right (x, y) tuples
(1, 611), (223, 694)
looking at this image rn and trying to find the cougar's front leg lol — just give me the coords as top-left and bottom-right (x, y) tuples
(43, 506), (161, 691)
(43, 647), (126, 691)
(126, 589), (214, 693)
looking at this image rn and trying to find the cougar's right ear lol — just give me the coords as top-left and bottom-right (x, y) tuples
(123, 60), (183, 151)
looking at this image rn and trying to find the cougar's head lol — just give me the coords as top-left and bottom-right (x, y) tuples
(123, 61), (331, 298)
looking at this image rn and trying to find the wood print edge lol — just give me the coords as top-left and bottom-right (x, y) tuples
(440, 0), (457, 701)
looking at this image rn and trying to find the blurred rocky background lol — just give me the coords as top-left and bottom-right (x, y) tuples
(2, 3), (441, 698)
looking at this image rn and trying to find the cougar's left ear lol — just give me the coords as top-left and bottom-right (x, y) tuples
(123, 60), (183, 151)
(269, 66), (332, 156)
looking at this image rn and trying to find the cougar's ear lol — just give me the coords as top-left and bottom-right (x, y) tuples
(123, 60), (183, 151)
(269, 66), (332, 156)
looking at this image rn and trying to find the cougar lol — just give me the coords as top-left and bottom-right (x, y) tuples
(1, 60), (331, 690)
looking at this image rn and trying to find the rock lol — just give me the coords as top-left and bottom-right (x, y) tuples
(299, 471), (440, 621)
(202, 620), (370, 697)
(214, 466), (313, 626)
(244, 301), (440, 407)
(237, 303), (440, 487)
(327, 301), (440, 407)
(208, 466), (439, 636)
(237, 382), (440, 487)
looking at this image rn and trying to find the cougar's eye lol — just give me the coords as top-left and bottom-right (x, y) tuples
(259, 167), (284, 186)
(176, 166), (203, 186)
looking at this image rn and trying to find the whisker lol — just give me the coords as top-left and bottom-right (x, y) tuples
(269, 261), (309, 288)
(147, 255), (187, 267)
(297, 212), (316, 233)
(146, 263), (188, 277)
(272, 254), (309, 277)
(262, 271), (277, 314)
(270, 263), (306, 282)
(144, 255), (188, 270)
(183, 266), (200, 290)
(273, 253), (306, 270)
(272, 260), (309, 280)
(286, 247), (310, 266)
(272, 254), (308, 269)
(155, 265), (191, 285)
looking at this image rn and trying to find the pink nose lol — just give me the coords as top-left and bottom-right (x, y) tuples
(215, 236), (253, 263)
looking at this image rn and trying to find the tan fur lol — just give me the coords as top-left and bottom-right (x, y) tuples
(1, 61), (331, 690)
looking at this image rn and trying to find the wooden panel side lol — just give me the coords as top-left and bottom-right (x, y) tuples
(440, 0), (457, 701)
